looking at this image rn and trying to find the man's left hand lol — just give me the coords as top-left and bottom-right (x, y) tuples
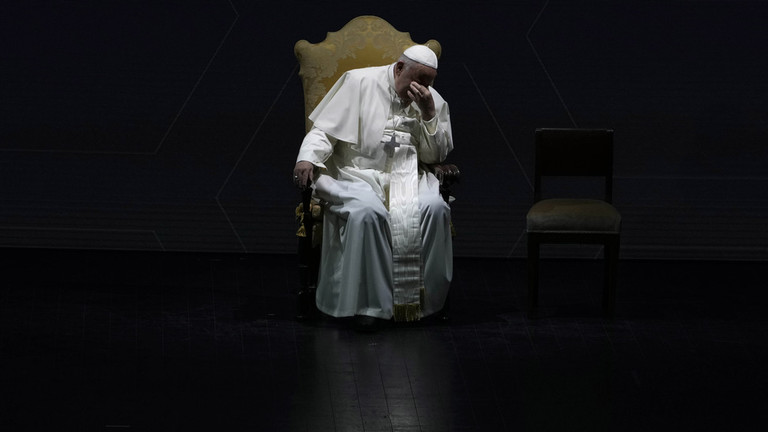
(407, 82), (436, 121)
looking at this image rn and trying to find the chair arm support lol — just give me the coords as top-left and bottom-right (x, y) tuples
(427, 163), (460, 204)
(429, 163), (460, 186)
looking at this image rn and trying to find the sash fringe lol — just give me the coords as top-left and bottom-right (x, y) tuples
(393, 288), (425, 322)
(393, 304), (421, 322)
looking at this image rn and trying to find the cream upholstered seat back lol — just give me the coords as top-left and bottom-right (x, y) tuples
(294, 15), (441, 133)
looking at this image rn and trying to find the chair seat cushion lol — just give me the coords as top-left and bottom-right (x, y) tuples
(526, 199), (621, 233)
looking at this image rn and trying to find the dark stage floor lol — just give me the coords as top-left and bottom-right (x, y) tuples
(1, 249), (766, 431)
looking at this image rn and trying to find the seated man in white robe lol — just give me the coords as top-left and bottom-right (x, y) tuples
(292, 45), (453, 329)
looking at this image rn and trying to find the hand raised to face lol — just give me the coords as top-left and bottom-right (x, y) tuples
(407, 81), (436, 121)
(394, 60), (438, 121)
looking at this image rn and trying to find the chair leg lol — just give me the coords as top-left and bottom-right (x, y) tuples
(602, 237), (619, 318)
(527, 235), (540, 317)
(297, 191), (320, 321)
(296, 236), (317, 320)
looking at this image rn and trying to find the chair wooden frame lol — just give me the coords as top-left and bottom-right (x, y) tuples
(527, 128), (620, 317)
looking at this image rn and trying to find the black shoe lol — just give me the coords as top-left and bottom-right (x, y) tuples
(353, 315), (386, 332)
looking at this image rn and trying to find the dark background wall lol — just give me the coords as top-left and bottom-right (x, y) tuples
(2, 0), (766, 260)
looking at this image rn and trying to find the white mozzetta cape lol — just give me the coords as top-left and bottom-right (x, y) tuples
(308, 65), (452, 158)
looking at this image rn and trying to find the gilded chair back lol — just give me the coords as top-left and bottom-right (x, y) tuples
(294, 15), (441, 133)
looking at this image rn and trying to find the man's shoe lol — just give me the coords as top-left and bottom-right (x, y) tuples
(354, 314), (385, 332)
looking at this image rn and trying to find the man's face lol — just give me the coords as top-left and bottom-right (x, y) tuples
(394, 61), (437, 102)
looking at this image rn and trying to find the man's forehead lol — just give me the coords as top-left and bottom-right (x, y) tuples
(410, 63), (436, 77)
(415, 67), (437, 83)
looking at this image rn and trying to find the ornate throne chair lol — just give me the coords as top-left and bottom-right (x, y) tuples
(294, 15), (460, 319)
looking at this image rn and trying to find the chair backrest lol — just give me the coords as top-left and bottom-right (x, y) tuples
(533, 128), (615, 203)
(294, 15), (441, 133)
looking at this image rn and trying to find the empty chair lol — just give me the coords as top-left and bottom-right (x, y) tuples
(526, 128), (621, 317)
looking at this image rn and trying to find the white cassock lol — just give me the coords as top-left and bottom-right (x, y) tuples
(296, 63), (453, 321)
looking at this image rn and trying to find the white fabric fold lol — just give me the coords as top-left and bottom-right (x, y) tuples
(308, 65), (452, 158)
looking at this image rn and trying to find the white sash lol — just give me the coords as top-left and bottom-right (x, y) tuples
(387, 136), (423, 321)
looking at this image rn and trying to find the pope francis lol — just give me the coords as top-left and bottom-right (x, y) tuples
(293, 45), (454, 329)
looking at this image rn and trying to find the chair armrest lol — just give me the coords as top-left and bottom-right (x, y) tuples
(429, 163), (460, 186)
(427, 163), (460, 203)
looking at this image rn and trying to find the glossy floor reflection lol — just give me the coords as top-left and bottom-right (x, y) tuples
(1, 249), (766, 431)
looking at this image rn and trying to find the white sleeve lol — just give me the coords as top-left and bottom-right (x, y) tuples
(296, 127), (337, 169)
(416, 105), (452, 164)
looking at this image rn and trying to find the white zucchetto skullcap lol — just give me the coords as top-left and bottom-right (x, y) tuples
(402, 45), (438, 69)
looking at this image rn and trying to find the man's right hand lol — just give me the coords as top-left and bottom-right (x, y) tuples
(293, 161), (314, 190)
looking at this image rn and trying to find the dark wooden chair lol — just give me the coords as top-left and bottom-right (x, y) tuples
(526, 128), (620, 317)
(293, 16), (460, 319)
